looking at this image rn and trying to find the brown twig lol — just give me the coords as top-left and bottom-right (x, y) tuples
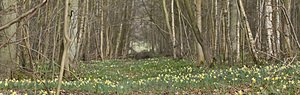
(0, 0), (48, 31)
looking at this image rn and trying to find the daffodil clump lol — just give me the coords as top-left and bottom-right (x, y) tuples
(0, 58), (299, 94)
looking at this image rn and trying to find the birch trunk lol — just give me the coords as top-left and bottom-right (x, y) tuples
(100, 0), (105, 60)
(162, 0), (175, 58)
(229, 0), (239, 62)
(265, 0), (274, 58)
(275, 0), (280, 57)
(171, 0), (176, 58)
(69, 0), (79, 73)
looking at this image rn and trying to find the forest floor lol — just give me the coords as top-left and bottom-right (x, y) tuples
(0, 58), (299, 94)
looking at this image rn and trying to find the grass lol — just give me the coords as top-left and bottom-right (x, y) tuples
(0, 58), (299, 94)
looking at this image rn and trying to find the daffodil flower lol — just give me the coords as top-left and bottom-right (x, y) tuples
(283, 85), (286, 89)
(252, 78), (256, 84)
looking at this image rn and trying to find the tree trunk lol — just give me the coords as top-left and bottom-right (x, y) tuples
(162, 0), (176, 58)
(171, 0), (176, 58)
(0, 0), (17, 80)
(274, 0), (281, 58)
(57, 0), (71, 93)
(282, 0), (292, 56)
(265, 0), (274, 58)
(100, 0), (105, 60)
(115, 23), (123, 58)
(195, 0), (205, 65)
(183, 0), (213, 65)
(68, 0), (79, 76)
(237, 0), (259, 63)
(229, 0), (239, 63)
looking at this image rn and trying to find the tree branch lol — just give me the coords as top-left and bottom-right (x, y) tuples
(0, 0), (47, 31)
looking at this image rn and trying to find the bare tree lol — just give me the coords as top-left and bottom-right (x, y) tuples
(57, 0), (71, 93)
(162, 0), (176, 58)
(195, 0), (205, 65)
(237, 0), (258, 63)
(229, 0), (240, 63)
(69, 0), (79, 68)
(282, 0), (292, 56)
(265, 0), (274, 58)
(183, 0), (213, 65)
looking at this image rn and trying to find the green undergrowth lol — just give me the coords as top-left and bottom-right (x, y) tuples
(0, 58), (299, 94)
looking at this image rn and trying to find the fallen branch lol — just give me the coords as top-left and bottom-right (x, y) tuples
(0, 0), (47, 31)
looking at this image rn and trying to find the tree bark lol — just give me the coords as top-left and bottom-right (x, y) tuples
(237, 0), (259, 63)
(229, 0), (239, 63)
(282, 0), (292, 56)
(195, 0), (205, 65)
(100, 0), (105, 60)
(162, 0), (176, 58)
(0, 0), (17, 80)
(65, 0), (79, 77)
(57, 0), (71, 93)
(183, 0), (213, 65)
(265, 0), (274, 58)
(171, 0), (176, 58)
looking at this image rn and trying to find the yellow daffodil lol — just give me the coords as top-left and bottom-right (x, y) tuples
(237, 90), (243, 95)
(252, 78), (256, 84)
(105, 80), (112, 85)
(4, 81), (8, 87)
(11, 91), (17, 95)
(283, 85), (286, 89)
(264, 77), (270, 81)
(260, 87), (263, 90)
(289, 80), (295, 84)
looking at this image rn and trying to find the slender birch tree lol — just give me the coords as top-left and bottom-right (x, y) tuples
(229, 0), (239, 63)
(265, 0), (274, 58)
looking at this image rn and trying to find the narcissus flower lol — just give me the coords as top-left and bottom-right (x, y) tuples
(283, 85), (286, 89)
(252, 78), (256, 84)
(236, 90), (243, 95)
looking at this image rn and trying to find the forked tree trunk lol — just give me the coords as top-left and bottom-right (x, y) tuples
(195, 0), (205, 65)
(183, 0), (213, 65)
(68, 0), (79, 76)
(162, 0), (176, 58)
(237, 0), (259, 63)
